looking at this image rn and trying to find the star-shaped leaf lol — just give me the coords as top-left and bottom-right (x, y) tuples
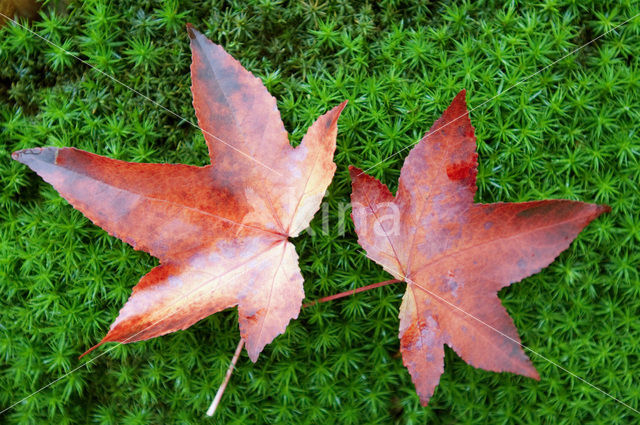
(13, 25), (346, 361)
(349, 90), (609, 404)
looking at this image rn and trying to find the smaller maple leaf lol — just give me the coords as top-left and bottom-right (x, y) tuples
(349, 90), (609, 405)
(12, 25), (346, 362)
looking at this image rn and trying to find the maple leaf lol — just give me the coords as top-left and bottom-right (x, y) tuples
(349, 90), (609, 405)
(12, 25), (347, 362)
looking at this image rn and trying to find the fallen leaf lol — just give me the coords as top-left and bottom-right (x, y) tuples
(12, 25), (346, 362)
(349, 90), (609, 405)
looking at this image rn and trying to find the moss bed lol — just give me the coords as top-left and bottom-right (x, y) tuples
(1, 1), (639, 423)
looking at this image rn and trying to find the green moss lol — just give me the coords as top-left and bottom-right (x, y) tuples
(1, 0), (639, 423)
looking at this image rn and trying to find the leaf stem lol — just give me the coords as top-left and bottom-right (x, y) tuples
(303, 279), (401, 308)
(206, 338), (245, 417)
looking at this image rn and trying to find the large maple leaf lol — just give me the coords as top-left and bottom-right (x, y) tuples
(12, 25), (346, 361)
(349, 90), (609, 405)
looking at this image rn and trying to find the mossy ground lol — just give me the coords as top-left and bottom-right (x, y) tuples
(1, 0), (640, 424)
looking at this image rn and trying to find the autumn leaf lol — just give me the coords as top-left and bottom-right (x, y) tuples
(12, 25), (347, 362)
(349, 90), (609, 405)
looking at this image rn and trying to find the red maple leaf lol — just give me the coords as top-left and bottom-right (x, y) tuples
(349, 90), (609, 405)
(12, 25), (346, 361)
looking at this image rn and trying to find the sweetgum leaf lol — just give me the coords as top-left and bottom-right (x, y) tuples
(349, 90), (609, 405)
(12, 25), (347, 362)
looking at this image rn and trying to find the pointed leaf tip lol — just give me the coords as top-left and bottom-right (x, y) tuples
(323, 100), (348, 131)
(348, 165), (364, 179)
(11, 147), (58, 165)
(530, 368), (541, 381)
(186, 23), (197, 39)
(79, 340), (104, 359)
(433, 89), (469, 128)
(247, 348), (259, 363)
(448, 89), (469, 116)
(336, 99), (348, 114)
(453, 89), (466, 103)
